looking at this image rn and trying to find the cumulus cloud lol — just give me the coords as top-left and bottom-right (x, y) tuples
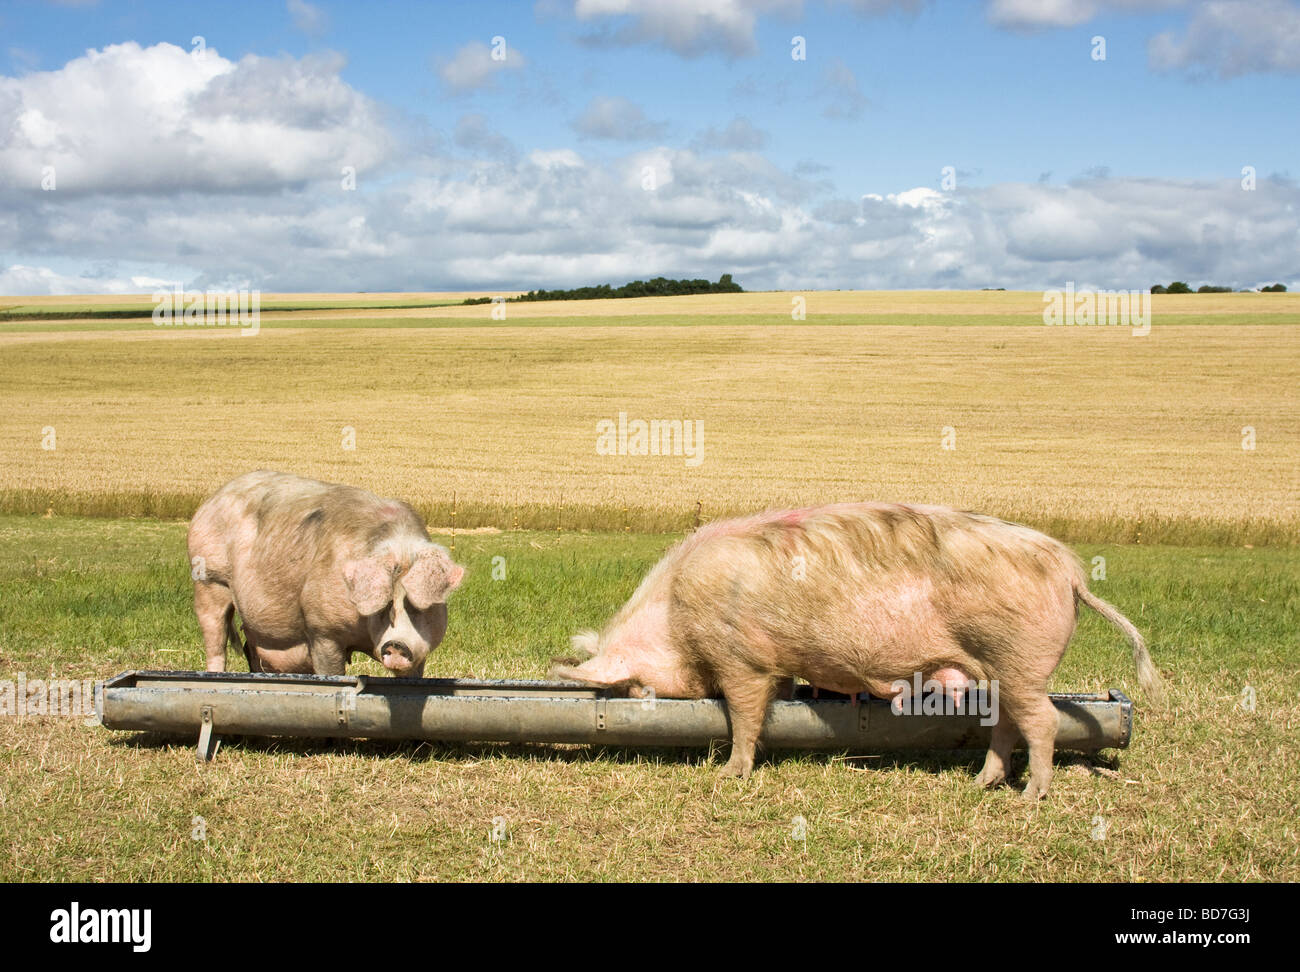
(572, 95), (668, 140)
(3, 41), (1296, 297)
(6, 128), (1296, 294)
(1150, 0), (1300, 77)
(0, 41), (392, 195)
(436, 40), (526, 93)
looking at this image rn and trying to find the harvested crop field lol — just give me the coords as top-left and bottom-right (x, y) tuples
(1, 292), (1295, 545)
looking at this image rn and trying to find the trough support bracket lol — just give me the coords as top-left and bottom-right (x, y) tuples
(595, 698), (607, 732)
(196, 705), (220, 762)
(336, 691), (354, 728)
(858, 701), (870, 733)
(1112, 689), (1133, 748)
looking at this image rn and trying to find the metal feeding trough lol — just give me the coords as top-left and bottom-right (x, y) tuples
(99, 670), (1133, 762)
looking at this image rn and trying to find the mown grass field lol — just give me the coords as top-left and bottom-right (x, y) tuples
(0, 515), (1296, 882)
(0, 289), (1295, 881)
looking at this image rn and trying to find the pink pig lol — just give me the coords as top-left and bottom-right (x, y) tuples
(556, 503), (1162, 799)
(188, 470), (464, 677)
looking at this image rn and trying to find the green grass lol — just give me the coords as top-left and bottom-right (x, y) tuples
(1, 514), (1296, 881)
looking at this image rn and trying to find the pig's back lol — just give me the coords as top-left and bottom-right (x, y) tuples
(189, 471), (427, 588)
(744, 502), (1082, 588)
(668, 503), (1083, 680)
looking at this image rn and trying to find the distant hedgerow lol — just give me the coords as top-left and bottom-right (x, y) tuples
(464, 274), (744, 305)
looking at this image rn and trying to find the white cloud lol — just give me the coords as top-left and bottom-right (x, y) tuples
(559, 0), (1292, 72)
(287, 0), (328, 37)
(987, 0), (1101, 27)
(3, 41), (1296, 297)
(0, 42), (392, 194)
(560, 0), (1294, 78)
(7, 137), (1295, 295)
(833, 0), (926, 11)
(572, 0), (802, 57)
(1150, 0), (1300, 77)
(436, 40), (526, 93)
(529, 148), (586, 169)
(0, 264), (173, 295)
(987, 0), (1187, 29)
(573, 95), (668, 140)
(568, 0), (924, 56)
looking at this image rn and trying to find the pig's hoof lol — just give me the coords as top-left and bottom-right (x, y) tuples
(718, 759), (751, 780)
(973, 769), (1005, 789)
(1020, 782), (1049, 801)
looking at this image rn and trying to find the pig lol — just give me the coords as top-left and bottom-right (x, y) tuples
(556, 503), (1163, 800)
(187, 470), (465, 677)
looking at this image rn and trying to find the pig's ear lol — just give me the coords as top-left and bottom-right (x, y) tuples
(571, 630), (599, 657)
(403, 547), (465, 610)
(343, 557), (393, 615)
(551, 662), (586, 682)
(551, 651), (628, 687)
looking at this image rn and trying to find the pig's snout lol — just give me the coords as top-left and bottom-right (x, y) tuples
(380, 641), (413, 671)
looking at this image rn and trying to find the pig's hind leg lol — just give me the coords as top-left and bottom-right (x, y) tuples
(980, 673), (1058, 799)
(1004, 689), (1059, 800)
(986, 618), (1072, 799)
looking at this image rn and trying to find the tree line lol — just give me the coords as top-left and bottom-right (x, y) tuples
(464, 274), (744, 304)
(1151, 281), (1287, 293)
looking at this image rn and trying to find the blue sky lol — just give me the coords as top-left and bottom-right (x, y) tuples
(1, 0), (1297, 293)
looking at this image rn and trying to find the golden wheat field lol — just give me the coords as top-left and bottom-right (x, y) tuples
(0, 291), (1296, 544)
(0, 291), (504, 314)
(4, 287), (1297, 322)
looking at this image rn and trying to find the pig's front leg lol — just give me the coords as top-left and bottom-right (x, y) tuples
(717, 669), (783, 779)
(308, 636), (349, 676)
(194, 581), (233, 672)
(974, 718), (1017, 789)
